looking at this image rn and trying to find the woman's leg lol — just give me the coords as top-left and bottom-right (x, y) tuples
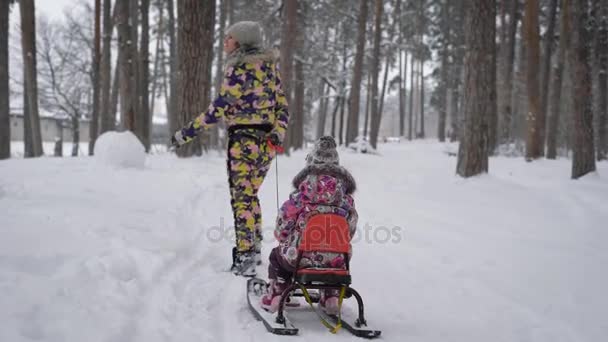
(228, 137), (274, 253)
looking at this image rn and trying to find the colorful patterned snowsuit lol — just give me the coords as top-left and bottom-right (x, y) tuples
(177, 49), (289, 252)
(268, 164), (358, 281)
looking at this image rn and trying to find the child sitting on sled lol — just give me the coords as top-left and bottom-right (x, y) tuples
(262, 136), (358, 314)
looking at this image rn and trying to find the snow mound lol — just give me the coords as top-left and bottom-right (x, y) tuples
(94, 131), (146, 168)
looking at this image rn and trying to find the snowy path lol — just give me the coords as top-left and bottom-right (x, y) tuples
(1, 142), (607, 342)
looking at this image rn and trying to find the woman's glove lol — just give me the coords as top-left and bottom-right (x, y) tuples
(171, 130), (188, 148)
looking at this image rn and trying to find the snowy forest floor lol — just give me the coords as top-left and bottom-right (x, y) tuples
(1, 141), (607, 342)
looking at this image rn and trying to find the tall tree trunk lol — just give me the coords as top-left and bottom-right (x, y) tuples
(500, 0), (519, 144)
(280, 0), (297, 150)
(140, 0), (151, 151)
(0, 0), (10, 159)
(176, 0), (215, 157)
(149, 0), (164, 126)
(117, 0), (136, 132)
(524, 0), (543, 160)
(456, 0), (496, 177)
(568, 0), (596, 178)
(316, 83), (329, 139)
(71, 115), (79, 157)
(597, 0), (608, 160)
(89, 0), (101, 155)
(293, 59), (305, 149)
(369, 0), (383, 149)
(408, 55), (415, 140)
(331, 94), (340, 138)
(364, 72), (371, 138)
(437, 0), (450, 142)
(378, 56), (390, 124)
(20, 0), (43, 157)
(215, 0), (227, 91)
(23, 77), (33, 157)
(110, 54), (120, 129)
(167, 0), (178, 137)
(540, 0), (558, 153)
(419, 59), (425, 138)
(346, 0), (369, 145)
(130, 0), (142, 141)
(547, 0), (567, 159)
(448, 62), (461, 142)
(100, 0), (114, 134)
(399, 50), (406, 138)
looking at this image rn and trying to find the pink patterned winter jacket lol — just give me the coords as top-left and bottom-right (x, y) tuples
(274, 163), (358, 269)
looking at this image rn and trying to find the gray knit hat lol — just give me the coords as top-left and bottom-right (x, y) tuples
(226, 21), (263, 48)
(306, 136), (340, 165)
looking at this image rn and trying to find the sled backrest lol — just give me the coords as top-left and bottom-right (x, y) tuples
(298, 214), (350, 254)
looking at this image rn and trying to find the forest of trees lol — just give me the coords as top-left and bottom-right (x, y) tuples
(0, 0), (606, 179)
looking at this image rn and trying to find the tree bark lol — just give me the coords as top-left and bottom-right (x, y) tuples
(399, 50), (406, 138)
(20, 0), (43, 157)
(110, 53), (120, 129)
(364, 72), (371, 138)
(71, 115), (79, 157)
(346, 0), (369, 145)
(117, 0), (136, 132)
(369, 0), (383, 149)
(568, 0), (596, 178)
(547, 0), (567, 159)
(500, 0), (519, 144)
(0, 0), (10, 159)
(437, 0), (450, 142)
(167, 0), (178, 137)
(280, 0), (297, 150)
(293, 59), (305, 149)
(89, 0), (101, 155)
(419, 59), (425, 138)
(316, 83), (330, 139)
(176, 0), (215, 157)
(100, 0), (114, 134)
(456, 0), (495, 177)
(408, 55), (415, 140)
(539, 0), (558, 153)
(140, 0), (151, 151)
(149, 0), (164, 126)
(524, 0), (543, 160)
(597, 0), (608, 160)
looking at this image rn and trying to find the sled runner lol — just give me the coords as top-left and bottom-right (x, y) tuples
(247, 214), (381, 338)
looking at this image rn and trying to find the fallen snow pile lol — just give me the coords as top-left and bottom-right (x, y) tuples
(94, 131), (146, 168)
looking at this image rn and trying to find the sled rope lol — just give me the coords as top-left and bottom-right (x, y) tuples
(275, 155), (280, 213)
(299, 285), (346, 334)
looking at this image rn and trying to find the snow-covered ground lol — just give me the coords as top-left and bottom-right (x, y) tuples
(1, 138), (607, 342)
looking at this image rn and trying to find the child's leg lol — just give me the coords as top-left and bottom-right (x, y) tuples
(267, 246), (295, 281)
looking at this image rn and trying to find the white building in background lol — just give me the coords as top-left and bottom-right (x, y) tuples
(9, 113), (91, 142)
(10, 113), (171, 144)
